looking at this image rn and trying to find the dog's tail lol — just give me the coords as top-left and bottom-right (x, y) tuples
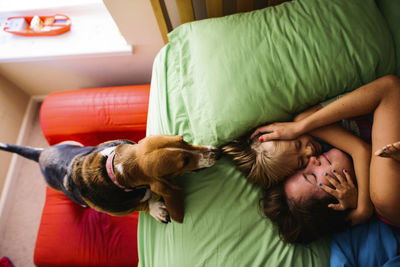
(0, 143), (43, 162)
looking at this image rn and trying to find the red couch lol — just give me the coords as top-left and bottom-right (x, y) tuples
(34, 85), (150, 267)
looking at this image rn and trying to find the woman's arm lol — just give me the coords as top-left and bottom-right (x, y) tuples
(252, 75), (397, 141)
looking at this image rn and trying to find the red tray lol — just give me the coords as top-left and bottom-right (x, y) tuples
(4, 14), (71, 36)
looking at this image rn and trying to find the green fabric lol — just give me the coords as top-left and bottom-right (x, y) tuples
(139, 0), (395, 266)
(376, 0), (400, 76)
(163, 0), (393, 146)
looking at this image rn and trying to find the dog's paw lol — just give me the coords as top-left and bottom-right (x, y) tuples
(149, 199), (170, 223)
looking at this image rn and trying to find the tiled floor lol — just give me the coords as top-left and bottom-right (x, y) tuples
(0, 102), (48, 267)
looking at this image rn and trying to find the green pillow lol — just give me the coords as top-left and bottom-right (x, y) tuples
(376, 0), (400, 76)
(152, 0), (394, 146)
(141, 0), (395, 266)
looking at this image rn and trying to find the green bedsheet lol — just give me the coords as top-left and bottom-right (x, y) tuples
(139, 0), (395, 266)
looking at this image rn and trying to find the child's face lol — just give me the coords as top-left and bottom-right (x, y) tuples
(261, 135), (322, 170)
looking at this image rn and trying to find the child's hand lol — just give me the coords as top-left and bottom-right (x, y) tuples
(250, 121), (303, 141)
(319, 170), (357, 211)
(374, 141), (400, 162)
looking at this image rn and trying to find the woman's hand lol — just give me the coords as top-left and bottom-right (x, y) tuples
(319, 170), (357, 211)
(250, 121), (304, 141)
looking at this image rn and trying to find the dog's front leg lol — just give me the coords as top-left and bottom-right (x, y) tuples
(151, 181), (184, 223)
(163, 189), (184, 223)
(135, 195), (171, 223)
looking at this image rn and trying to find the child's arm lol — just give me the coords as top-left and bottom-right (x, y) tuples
(251, 75), (396, 141)
(311, 123), (373, 225)
(294, 105), (373, 225)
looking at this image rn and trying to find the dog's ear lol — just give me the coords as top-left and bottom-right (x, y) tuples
(142, 149), (185, 178)
(154, 177), (182, 191)
(162, 173), (175, 180)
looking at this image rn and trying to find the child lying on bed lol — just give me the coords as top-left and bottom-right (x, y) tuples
(221, 132), (321, 189)
(222, 93), (368, 191)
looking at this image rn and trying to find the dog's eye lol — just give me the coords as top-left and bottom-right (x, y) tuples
(183, 156), (190, 166)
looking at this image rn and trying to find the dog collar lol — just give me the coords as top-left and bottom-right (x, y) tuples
(106, 151), (132, 192)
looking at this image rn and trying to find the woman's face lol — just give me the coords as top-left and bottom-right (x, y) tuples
(284, 148), (354, 200)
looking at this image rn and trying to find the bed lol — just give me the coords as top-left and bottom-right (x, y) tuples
(139, 0), (397, 266)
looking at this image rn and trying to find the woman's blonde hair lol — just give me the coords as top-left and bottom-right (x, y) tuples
(221, 134), (293, 189)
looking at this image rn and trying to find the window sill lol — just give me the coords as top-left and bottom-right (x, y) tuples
(0, 2), (133, 63)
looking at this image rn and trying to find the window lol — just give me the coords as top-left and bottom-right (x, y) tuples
(0, 0), (132, 62)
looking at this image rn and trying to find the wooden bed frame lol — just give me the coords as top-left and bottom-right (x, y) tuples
(150, 0), (290, 43)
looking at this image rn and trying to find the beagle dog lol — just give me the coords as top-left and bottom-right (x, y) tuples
(0, 135), (219, 223)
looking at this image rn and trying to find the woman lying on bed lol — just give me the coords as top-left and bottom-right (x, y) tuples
(254, 75), (400, 243)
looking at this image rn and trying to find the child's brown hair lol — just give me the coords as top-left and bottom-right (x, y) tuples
(221, 134), (294, 189)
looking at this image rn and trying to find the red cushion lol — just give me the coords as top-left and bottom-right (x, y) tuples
(34, 188), (139, 267)
(35, 85), (149, 266)
(40, 85), (150, 146)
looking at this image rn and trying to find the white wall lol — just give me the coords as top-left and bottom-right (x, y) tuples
(0, 45), (161, 96)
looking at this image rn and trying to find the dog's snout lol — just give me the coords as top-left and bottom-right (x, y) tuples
(208, 147), (221, 160)
(204, 146), (221, 160)
(195, 146), (220, 169)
